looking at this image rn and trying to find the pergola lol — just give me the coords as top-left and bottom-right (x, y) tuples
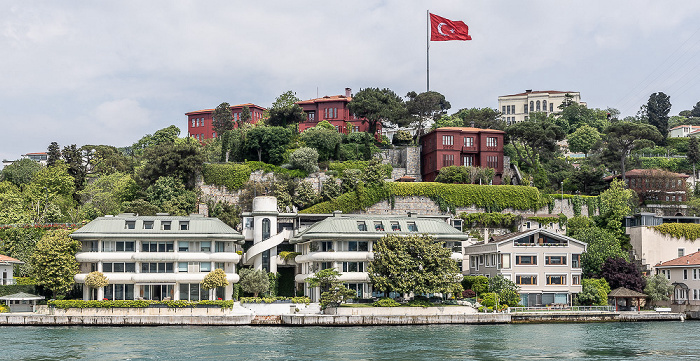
(608, 287), (647, 311)
(0, 292), (45, 313)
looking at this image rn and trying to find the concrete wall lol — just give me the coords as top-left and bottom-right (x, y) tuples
(240, 302), (311, 315)
(281, 313), (509, 326)
(628, 226), (700, 272)
(37, 305), (252, 316)
(326, 306), (477, 316)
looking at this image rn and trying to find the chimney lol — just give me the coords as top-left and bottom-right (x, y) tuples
(525, 89), (532, 93)
(470, 121), (475, 128)
(345, 88), (352, 97)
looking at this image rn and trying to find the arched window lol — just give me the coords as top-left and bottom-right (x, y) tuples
(536, 101), (541, 111)
(262, 218), (271, 241)
(542, 100), (547, 112)
(530, 101), (534, 112)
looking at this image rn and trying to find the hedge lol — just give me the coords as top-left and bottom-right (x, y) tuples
(459, 212), (521, 230)
(48, 299), (236, 309)
(653, 223), (700, 241)
(239, 296), (310, 304)
(328, 160), (392, 178)
(202, 161), (308, 190)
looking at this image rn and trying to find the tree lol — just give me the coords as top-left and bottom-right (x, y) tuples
(566, 166), (607, 196)
(604, 121), (662, 181)
(571, 225), (627, 278)
(577, 278), (610, 306)
(201, 269), (230, 290)
(62, 144), (87, 195)
(306, 268), (355, 309)
(691, 101), (700, 118)
(559, 103), (608, 134)
(688, 137), (700, 181)
(462, 275), (489, 295)
(506, 120), (565, 169)
(84, 271), (109, 290)
(240, 105), (252, 125)
(212, 102), (233, 135)
(598, 179), (635, 238)
(646, 92), (671, 142)
(244, 126), (292, 164)
(138, 141), (206, 190)
(299, 126), (342, 162)
(488, 275), (521, 307)
(453, 108), (504, 130)
(131, 125), (181, 156)
(238, 268), (270, 297)
(320, 177), (341, 201)
(600, 257), (646, 293)
(81, 145), (133, 175)
(121, 199), (160, 216)
(47, 142), (61, 167)
(567, 125), (601, 157)
(369, 234), (463, 297)
(78, 172), (139, 218)
(405, 91), (451, 136)
(340, 132), (377, 161)
(644, 274), (673, 305)
(1, 158), (43, 190)
(431, 114), (465, 130)
(146, 176), (197, 216)
(268, 91), (305, 127)
(289, 147), (319, 174)
(32, 229), (80, 298)
(294, 181), (318, 209)
(348, 88), (407, 135)
(0, 182), (32, 225)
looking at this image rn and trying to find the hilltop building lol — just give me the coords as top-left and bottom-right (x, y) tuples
(497, 90), (584, 125)
(2, 152), (49, 167)
(186, 104), (267, 141)
(296, 88), (379, 136)
(606, 169), (689, 203)
(669, 125), (700, 138)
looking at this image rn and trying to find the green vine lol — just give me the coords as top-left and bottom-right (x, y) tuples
(572, 196), (583, 216)
(459, 212), (521, 231)
(653, 223), (700, 241)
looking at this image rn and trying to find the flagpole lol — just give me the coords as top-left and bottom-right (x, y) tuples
(426, 10), (430, 92)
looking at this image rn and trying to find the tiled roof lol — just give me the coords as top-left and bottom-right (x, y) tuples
(604, 168), (689, 181)
(670, 125), (700, 130)
(500, 90), (577, 97)
(608, 287), (646, 298)
(0, 254), (23, 264)
(185, 104), (267, 115)
(489, 230), (530, 243)
(656, 251), (700, 267)
(297, 95), (351, 104)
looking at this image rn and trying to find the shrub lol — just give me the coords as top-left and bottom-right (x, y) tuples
(201, 163), (252, 190)
(201, 269), (229, 290)
(480, 292), (498, 308)
(84, 271), (109, 289)
(289, 147), (320, 173)
(462, 289), (476, 298)
(372, 298), (400, 307)
(406, 299), (433, 308)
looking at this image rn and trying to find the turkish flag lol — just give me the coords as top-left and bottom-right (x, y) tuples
(430, 13), (472, 41)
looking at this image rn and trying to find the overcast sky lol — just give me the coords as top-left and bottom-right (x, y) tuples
(3, 0), (700, 165)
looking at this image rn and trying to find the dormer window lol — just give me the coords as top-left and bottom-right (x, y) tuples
(357, 221), (367, 231)
(391, 222), (401, 231)
(143, 221), (153, 230)
(180, 221), (189, 231)
(407, 222), (418, 232)
(125, 221), (135, 230)
(374, 221), (385, 231)
(162, 221), (171, 230)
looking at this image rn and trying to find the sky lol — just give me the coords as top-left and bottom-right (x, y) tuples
(3, 0), (700, 165)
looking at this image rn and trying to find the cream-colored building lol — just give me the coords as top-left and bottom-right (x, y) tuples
(656, 251), (700, 311)
(463, 229), (586, 307)
(497, 90), (584, 125)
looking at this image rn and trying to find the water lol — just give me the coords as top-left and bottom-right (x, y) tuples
(2, 322), (699, 360)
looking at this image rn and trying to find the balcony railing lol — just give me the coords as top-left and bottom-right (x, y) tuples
(0, 278), (17, 285)
(510, 305), (615, 313)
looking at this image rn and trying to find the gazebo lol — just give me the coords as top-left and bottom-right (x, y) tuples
(0, 292), (45, 313)
(608, 287), (647, 311)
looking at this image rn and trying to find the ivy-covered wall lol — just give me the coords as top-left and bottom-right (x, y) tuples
(653, 223), (700, 241)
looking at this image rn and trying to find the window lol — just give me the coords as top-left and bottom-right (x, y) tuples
(442, 135), (454, 146)
(180, 221), (189, 231)
(545, 255), (567, 265)
(343, 262), (365, 272)
(546, 275), (566, 285)
(200, 241), (211, 252)
(320, 241), (333, 252)
(179, 242), (189, 252)
(161, 221), (171, 230)
(536, 100), (541, 111)
(516, 255), (537, 265)
(572, 254), (581, 268)
(464, 137), (473, 147)
(463, 155), (473, 167)
(215, 242), (226, 253)
(178, 262), (188, 272)
(262, 218), (271, 240)
(357, 221), (367, 231)
(684, 269), (688, 280)
(141, 241), (174, 252)
(407, 222), (418, 232)
(486, 137), (498, 147)
(442, 154), (454, 167)
(125, 221), (135, 229)
(524, 104), (528, 114)
(352, 126), (360, 133)
(143, 221), (153, 230)
(347, 241), (369, 252)
(103, 263), (136, 273)
(499, 253), (511, 269)
(487, 156), (498, 168)
(104, 284), (134, 301)
(502, 106), (506, 114)
(530, 101), (534, 112)
(542, 100), (547, 112)
(516, 275), (537, 285)
(374, 221), (385, 231)
(550, 103), (553, 112)
(103, 241), (135, 252)
(141, 263), (174, 273)
(572, 275), (581, 285)
(390, 221), (401, 231)
(179, 283), (208, 301)
(679, 248), (685, 257)
(191, 119), (195, 127)
(200, 262), (211, 272)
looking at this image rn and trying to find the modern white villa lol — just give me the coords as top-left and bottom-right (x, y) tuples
(71, 214), (244, 301)
(463, 229), (587, 307)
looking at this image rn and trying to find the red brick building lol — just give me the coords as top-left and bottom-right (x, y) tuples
(296, 88), (380, 136)
(420, 127), (505, 183)
(605, 169), (689, 203)
(186, 103), (267, 141)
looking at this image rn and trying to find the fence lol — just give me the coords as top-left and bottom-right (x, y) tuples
(510, 305), (615, 313)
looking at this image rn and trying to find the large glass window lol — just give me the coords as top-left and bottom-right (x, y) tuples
(103, 241), (135, 252)
(516, 275), (537, 285)
(200, 241), (211, 252)
(141, 241), (174, 252)
(178, 242), (189, 252)
(515, 255), (537, 265)
(347, 241), (369, 252)
(343, 262), (365, 272)
(104, 284), (134, 300)
(572, 254), (581, 268)
(103, 262), (136, 272)
(464, 137), (474, 147)
(141, 263), (174, 273)
(546, 275), (566, 285)
(545, 255), (567, 265)
(262, 218), (271, 240)
(180, 283), (209, 301)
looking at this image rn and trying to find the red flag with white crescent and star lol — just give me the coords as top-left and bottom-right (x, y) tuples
(430, 13), (472, 41)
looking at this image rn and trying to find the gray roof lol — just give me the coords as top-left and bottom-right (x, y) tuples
(290, 214), (469, 243)
(70, 215), (243, 240)
(0, 292), (45, 301)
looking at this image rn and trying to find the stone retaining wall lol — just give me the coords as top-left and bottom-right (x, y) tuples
(326, 306), (477, 316)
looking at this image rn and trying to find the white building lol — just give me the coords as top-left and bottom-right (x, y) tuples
(497, 90), (584, 125)
(71, 214), (244, 301)
(669, 125), (700, 138)
(463, 229), (587, 307)
(0, 254), (23, 285)
(656, 251), (700, 311)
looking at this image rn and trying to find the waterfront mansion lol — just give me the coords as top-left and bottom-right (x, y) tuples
(463, 229), (587, 307)
(71, 214), (244, 301)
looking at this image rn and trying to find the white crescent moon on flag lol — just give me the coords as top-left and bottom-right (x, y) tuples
(437, 23), (449, 36)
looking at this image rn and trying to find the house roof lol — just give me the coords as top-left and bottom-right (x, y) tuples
(297, 95), (351, 105)
(0, 292), (45, 301)
(608, 287), (647, 298)
(429, 126), (504, 133)
(70, 215), (244, 240)
(0, 254), (23, 264)
(656, 251), (700, 268)
(670, 125), (700, 130)
(290, 214), (469, 243)
(604, 169), (689, 181)
(500, 90), (577, 97)
(185, 104), (267, 115)
(486, 228), (586, 247)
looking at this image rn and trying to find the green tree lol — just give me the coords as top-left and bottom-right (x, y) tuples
(306, 268), (355, 309)
(78, 172), (139, 218)
(405, 91), (451, 136)
(361, 157), (389, 186)
(1, 158), (43, 190)
(646, 92), (671, 142)
(212, 102), (233, 135)
(567, 125), (601, 157)
(32, 229), (80, 298)
(293, 181), (318, 209)
(690, 101), (700, 118)
(577, 278), (610, 306)
(488, 275), (521, 307)
(201, 268), (230, 290)
(688, 137), (700, 181)
(506, 120), (565, 169)
(431, 114), (466, 130)
(239, 268), (270, 297)
(84, 271), (109, 290)
(453, 108), (504, 130)
(598, 179), (635, 238)
(131, 125), (181, 156)
(0, 182), (31, 224)
(299, 126), (342, 162)
(462, 275), (489, 295)
(320, 177), (341, 201)
(245, 126), (292, 164)
(268, 91), (305, 127)
(62, 144), (87, 195)
(146, 176), (197, 216)
(566, 166), (607, 196)
(644, 274), (673, 305)
(47, 142), (61, 167)
(240, 105), (252, 125)
(121, 199), (160, 216)
(25, 162), (76, 222)
(81, 145), (133, 175)
(289, 147), (319, 173)
(138, 141), (206, 190)
(369, 234), (463, 297)
(207, 201), (241, 229)
(348, 88), (407, 135)
(571, 226), (627, 278)
(604, 121), (662, 181)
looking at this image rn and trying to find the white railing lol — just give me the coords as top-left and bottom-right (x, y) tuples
(510, 305), (615, 313)
(0, 278), (17, 285)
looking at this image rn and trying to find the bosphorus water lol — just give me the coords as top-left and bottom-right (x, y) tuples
(2, 321), (698, 360)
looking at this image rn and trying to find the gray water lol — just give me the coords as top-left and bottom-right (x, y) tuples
(1, 322), (698, 360)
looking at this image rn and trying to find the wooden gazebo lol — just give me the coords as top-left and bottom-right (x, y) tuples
(608, 287), (646, 311)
